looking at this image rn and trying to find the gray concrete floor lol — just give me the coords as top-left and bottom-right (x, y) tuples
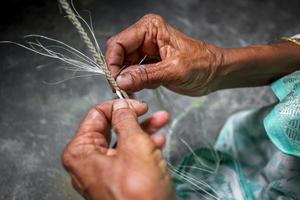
(0, 0), (299, 199)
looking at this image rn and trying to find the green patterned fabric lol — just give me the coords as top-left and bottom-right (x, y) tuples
(264, 71), (300, 157)
(173, 70), (300, 200)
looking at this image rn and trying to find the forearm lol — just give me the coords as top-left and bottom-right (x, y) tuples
(213, 40), (300, 90)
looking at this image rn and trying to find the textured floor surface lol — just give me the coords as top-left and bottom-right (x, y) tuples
(0, 0), (299, 199)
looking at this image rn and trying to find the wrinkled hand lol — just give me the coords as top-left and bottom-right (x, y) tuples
(61, 99), (174, 200)
(105, 14), (223, 96)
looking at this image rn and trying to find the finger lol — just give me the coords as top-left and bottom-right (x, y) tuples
(112, 99), (144, 142)
(151, 135), (166, 149)
(116, 61), (175, 93)
(77, 99), (147, 139)
(105, 13), (166, 77)
(105, 43), (126, 76)
(105, 24), (146, 76)
(141, 111), (170, 134)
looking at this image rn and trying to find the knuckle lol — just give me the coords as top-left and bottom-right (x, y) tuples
(133, 66), (149, 87)
(78, 106), (107, 132)
(113, 109), (136, 129)
(115, 107), (132, 115)
(105, 36), (115, 48)
(115, 108), (135, 121)
(149, 64), (165, 84)
(168, 58), (184, 80)
(95, 101), (110, 111)
(88, 104), (107, 120)
(61, 138), (89, 170)
(122, 68), (146, 91)
(131, 64), (172, 86)
(61, 149), (75, 169)
(86, 106), (99, 117)
(170, 57), (182, 67)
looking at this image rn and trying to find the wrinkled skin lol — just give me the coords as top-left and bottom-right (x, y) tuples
(62, 99), (175, 200)
(105, 14), (223, 96)
(63, 13), (300, 200)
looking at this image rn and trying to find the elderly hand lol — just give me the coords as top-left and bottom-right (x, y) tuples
(61, 99), (175, 200)
(105, 14), (223, 96)
(106, 14), (300, 96)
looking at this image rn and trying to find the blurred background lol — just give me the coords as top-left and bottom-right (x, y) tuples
(0, 0), (299, 199)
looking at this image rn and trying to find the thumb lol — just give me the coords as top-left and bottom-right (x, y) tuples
(112, 99), (144, 142)
(116, 61), (173, 92)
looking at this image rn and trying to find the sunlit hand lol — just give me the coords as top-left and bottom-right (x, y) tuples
(105, 14), (223, 96)
(61, 99), (175, 200)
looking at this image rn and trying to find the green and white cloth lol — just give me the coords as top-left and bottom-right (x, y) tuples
(173, 69), (300, 199)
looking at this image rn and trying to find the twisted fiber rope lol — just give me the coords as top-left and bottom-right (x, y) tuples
(59, 0), (128, 99)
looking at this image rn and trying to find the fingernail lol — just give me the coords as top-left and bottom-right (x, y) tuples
(113, 99), (128, 111)
(116, 73), (133, 88)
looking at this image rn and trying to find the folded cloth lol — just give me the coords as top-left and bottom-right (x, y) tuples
(173, 69), (300, 199)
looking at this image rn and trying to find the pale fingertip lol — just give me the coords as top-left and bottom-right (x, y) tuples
(151, 134), (166, 149)
(127, 99), (148, 116)
(152, 110), (170, 120)
(149, 110), (170, 127)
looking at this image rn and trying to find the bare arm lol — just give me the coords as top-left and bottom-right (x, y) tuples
(105, 14), (300, 96)
(214, 41), (300, 91)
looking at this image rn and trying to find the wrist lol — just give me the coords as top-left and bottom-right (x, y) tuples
(200, 43), (225, 94)
(215, 45), (262, 89)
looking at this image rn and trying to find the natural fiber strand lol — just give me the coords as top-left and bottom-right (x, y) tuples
(59, 0), (129, 99)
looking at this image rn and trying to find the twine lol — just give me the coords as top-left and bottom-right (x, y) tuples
(59, 0), (128, 99)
